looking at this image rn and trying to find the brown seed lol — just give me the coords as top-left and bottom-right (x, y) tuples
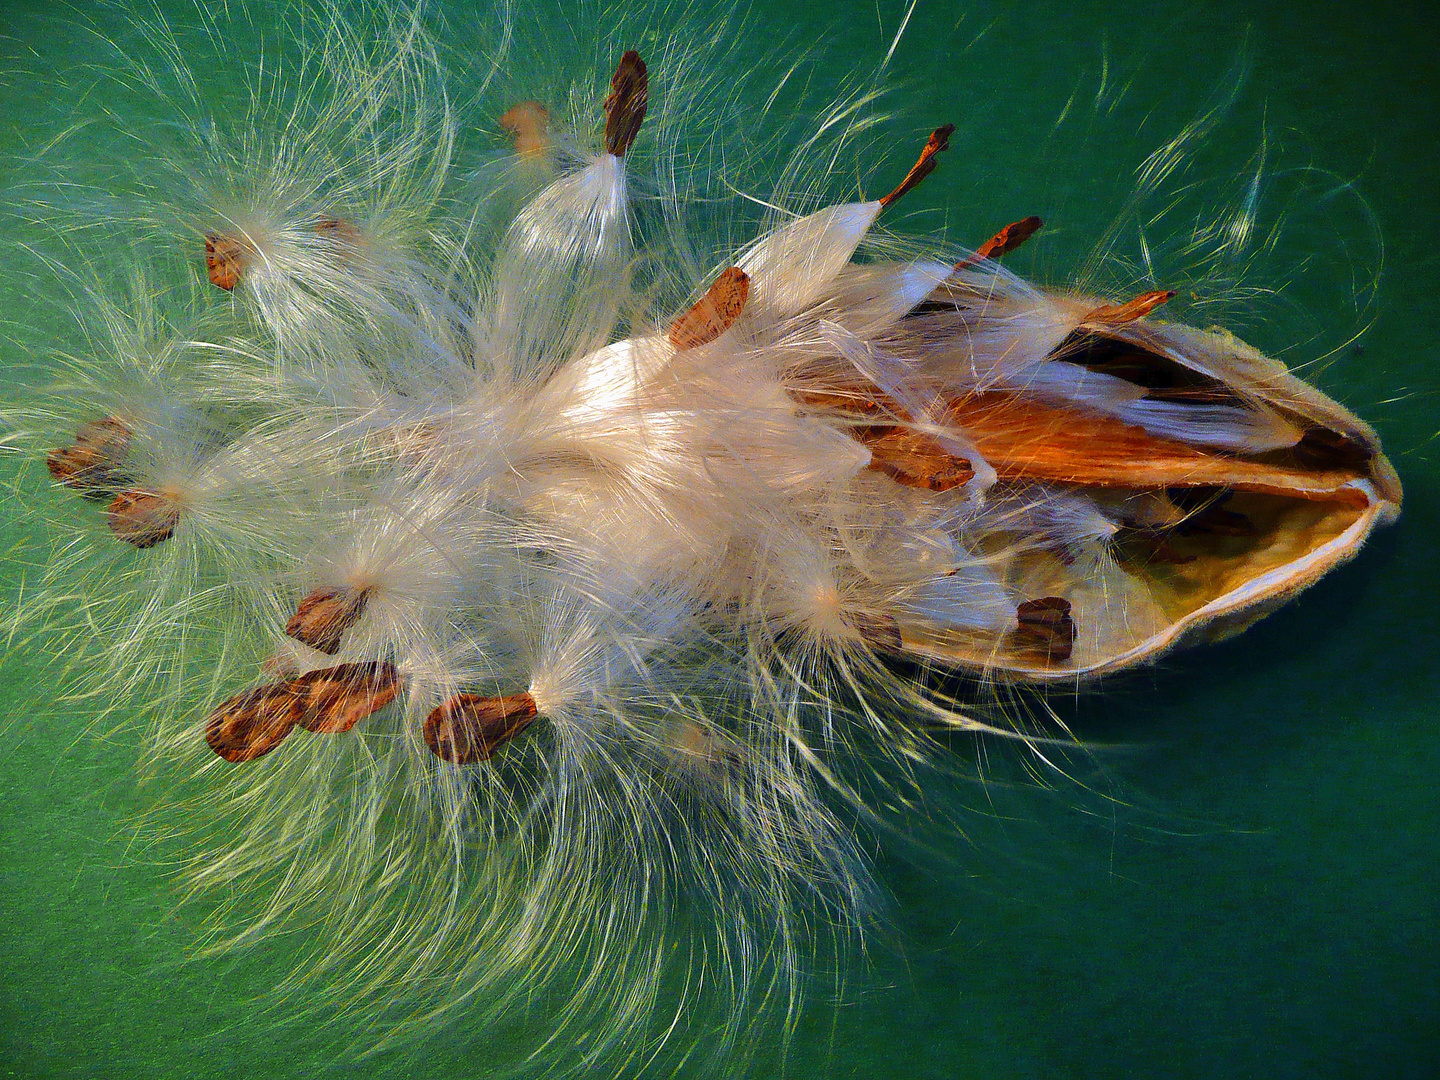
(47, 416), (132, 495)
(603, 51), (648, 157)
(206, 683), (305, 763)
(862, 426), (975, 492)
(314, 216), (362, 246)
(669, 267), (750, 350)
(424, 691), (539, 764)
(286, 585), (371, 654)
(1082, 289), (1176, 325)
(499, 100), (551, 158)
(846, 611), (904, 653)
(108, 489), (180, 548)
(205, 661), (401, 761)
(1292, 426), (1375, 470)
(204, 233), (250, 290)
(1007, 596), (1076, 662)
(292, 660), (400, 734)
(878, 124), (955, 209)
(954, 215), (1044, 270)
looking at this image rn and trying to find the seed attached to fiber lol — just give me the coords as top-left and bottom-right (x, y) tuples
(499, 100), (551, 158)
(878, 124), (954, 209)
(204, 233), (250, 290)
(292, 660), (400, 734)
(1082, 289), (1176, 325)
(206, 683), (305, 763)
(1007, 596), (1076, 662)
(108, 489), (181, 548)
(603, 51), (648, 157)
(47, 416), (132, 496)
(205, 660), (401, 762)
(286, 585), (372, 654)
(862, 426), (975, 492)
(954, 215), (1044, 270)
(669, 267), (750, 350)
(314, 216), (362, 247)
(846, 610), (904, 653)
(424, 691), (539, 765)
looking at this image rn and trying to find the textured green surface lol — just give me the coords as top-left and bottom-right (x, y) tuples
(1, 1), (1436, 1077)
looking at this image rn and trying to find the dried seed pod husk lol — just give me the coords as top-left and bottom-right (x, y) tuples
(802, 284), (1401, 680)
(424, 692), (539, 764)
(286, 585), (371, 654)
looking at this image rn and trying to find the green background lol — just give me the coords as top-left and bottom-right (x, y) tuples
(1, 1), (1436, 1077)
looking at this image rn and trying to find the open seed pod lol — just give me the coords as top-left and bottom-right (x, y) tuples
(846, 277), (1401, 680)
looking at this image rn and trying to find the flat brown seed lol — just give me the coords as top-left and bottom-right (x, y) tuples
(204, 233), (249, 290)
(1082, 289), (1176, 325)
(75, 416), (132, 452)
(293, 661), (400, 734)
(47, 416), (132, 495)
(286, 585), (371, 654)
(424, 691), (539, 764)
(206, 683), (304, 763)
(499, 100), (551, 158)
(878, 124), (955, 209)
(603, 51), (648, 157)
(47, 444), (127, 495)
(1007, 596), (1076, 662)
(862, 426), (975, 491)
(108, 490), (180, 548)
(847, 611), (904, 653)
(669, 267), (750, 350)
(955, 215), (1044, 270)
(314, 217), (362, 246)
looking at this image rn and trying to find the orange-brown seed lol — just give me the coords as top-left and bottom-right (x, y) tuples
(669, 267), (749, 350)
(204, 233), (249, 290)
(108, 490), (180, 548)
(424, 692), (539, 764)
(286, 585), (371, 654)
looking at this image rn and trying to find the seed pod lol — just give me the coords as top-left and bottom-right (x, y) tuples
(499, 100), (550, 159)
(955, 215), (1044, 270)
(1082, 289), (1176, 325)
(878, 125), (954, 209)
(861, 426), (975, 492)
(603, 51), (648, 157)
(424, 692), (539, 764)
(1006, 597), (1076, 663)
(205, 661), (401, 762)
